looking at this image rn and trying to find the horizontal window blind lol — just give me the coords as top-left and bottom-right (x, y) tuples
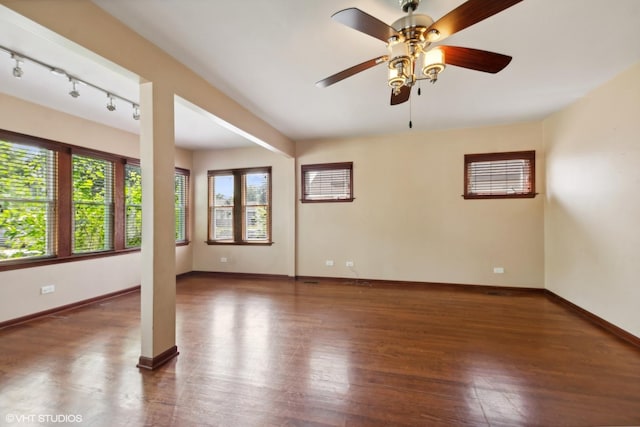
(72, 154), (114, 253)
(243, 172), (269, 241)
(0, 140), (57, 260)
(175, 170), (189, 242)
(465, 151), (535, 199)
(301, 162), (353, 202)
(209, 174), (234, 241)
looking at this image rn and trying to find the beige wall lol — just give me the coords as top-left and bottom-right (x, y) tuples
(0, 93), (193, 323)
(192, 147), (296, 276)
(543, 62), (640, 337)
(296, 122), (545, 287)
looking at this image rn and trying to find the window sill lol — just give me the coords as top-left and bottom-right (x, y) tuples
(300, 198), (355, 203)
(0, 248), (140, 272)
(0, 241), (190, 272)
(206, 241), (274, 246)
(463, 193), (537, 200)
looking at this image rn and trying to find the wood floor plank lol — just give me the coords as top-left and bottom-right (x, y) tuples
(1, 275), (639, 426)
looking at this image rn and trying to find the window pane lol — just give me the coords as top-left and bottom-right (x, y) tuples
(245, 205), (268, 241)
(245, 172), (268, 205)
(125, 164), (142, 248)
(0, 140), (56, 260)
(175, 171), (188, 242)
(244, 172), (269, 241)
(210, 174), (234, 240)
(214, 175), (234, 206)
(213, 207), (233, 240)
(72, 154), (114, 253)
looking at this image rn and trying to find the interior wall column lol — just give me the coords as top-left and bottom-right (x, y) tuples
(137, 80), (178, 370)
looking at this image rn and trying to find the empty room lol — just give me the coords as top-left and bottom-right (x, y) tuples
(1, 0), (639, 425)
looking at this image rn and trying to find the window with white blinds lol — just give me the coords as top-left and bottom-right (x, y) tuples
(464, 151), (536, 199)
(301, 162), (354, 202)
(0, 139), (57, 261)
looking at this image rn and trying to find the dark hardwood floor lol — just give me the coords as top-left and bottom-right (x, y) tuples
(1, 275), (639, 426)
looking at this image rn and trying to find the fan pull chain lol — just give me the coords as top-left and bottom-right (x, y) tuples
(409, 94), (413, 129)
(418, 82), (422, 96)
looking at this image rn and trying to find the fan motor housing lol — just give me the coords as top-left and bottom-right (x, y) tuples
(391, 14), (434, 44)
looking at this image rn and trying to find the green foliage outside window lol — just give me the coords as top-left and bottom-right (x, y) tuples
(72, 154), (114, 253)
(0, 140), (54, 260)
(1, 133), (190, 264)
(125, 165), (142, 247)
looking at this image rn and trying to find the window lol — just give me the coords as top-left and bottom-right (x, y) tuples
(124, 165), (190, 248)
(0, 139), (57, 261)
(0, 129), (192, 270)
(124, 163), (142, 248)
(207, 167), (271, 245)
(464, 151), (536, 199)
(301, 162), (354, 202)
(72, 154), (114, 253)
(175, 168), (189, 243)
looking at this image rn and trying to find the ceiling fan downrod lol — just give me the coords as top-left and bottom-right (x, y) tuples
(400, 0), (420, 13)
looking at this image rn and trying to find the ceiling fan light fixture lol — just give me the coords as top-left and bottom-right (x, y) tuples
(420, 47), (445, 83)
(388, 39), (412, 90)
(388, 58), (411, 92)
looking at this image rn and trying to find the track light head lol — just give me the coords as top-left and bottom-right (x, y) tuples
(106, 94), (116, 111)
(3, 44), (139, 121)
(11, 54), (23, 79)
(69, 79), (80, 98)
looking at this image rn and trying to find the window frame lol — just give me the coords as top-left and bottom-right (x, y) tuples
(0, 129), (191, 272)
(300, 162), (354, 203)
(463, 150), (536, 200)
(206, 166), (272, 246)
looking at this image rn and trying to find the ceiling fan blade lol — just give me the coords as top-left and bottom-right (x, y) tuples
(332, 8), (398, 43)
(390, 85), (411, 105)
(316, 56), (388, 88)
(440, 46), (512, 73)
(427, 0), (523, 42)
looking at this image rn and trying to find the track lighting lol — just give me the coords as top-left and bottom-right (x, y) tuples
(11, 54), (23, 78)
(106, 94), (116, 111)
(1, 44), (139, 120)
(69, 78), (80, 98)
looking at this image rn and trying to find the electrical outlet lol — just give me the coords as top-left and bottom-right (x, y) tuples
(346, 261), (354, 268)
(220, 257), (228, 263)
(493, 267), (505, 274)
(325, 260), (334, 267)
(40, 285), (55, 294)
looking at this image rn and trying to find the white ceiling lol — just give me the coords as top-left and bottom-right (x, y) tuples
(2, 0), (640, 150)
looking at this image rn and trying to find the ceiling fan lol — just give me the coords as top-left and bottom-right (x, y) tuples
(316, 0), (523, 106)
